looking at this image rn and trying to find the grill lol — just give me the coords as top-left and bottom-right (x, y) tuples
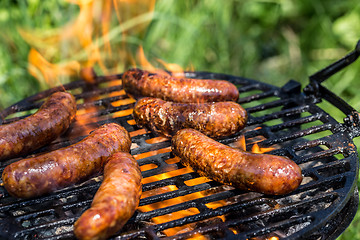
(0, 41), (360, 240)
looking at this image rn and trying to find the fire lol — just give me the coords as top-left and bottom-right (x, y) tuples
(231, 134), (275, 154)
(135, 46), (161, 73)
(135, 44), (195, 77)
(268, 237), (279, 240)
(230, 134), (246, 151)
(136, 145), (227, 238)
(137, 161), (201, 237)
(22, 0), (158, 136)
(138, 168), (221, 238)
(22, 0), (156, 87)
(157, 58), (186, 77)
(251, 143), (275, 154)
(28, 48), (80, 87)
(135, 45), (185, 76)
(247, 236), (279, 240)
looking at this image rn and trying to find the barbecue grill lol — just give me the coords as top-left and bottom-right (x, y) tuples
(0, 41), (360, 240)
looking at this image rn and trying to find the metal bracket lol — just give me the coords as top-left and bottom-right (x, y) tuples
(303, 40), (360, 139)
(304, 39), (360, 98)
(309, 40), (360, 84)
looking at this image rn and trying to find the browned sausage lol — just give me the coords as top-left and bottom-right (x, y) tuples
(0, 91), (77, 161)
(74, 152), (142, 240)
(2, 123), (131, 199)
(171, 129), (303, 195)
(122, 68), (239, 103)
(133, 97), (247, 139)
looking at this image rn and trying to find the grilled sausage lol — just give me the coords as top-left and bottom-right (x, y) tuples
(2, 123), (131, 199)
(0, 91), (77, 161)
(171, 129), (302, 195)
(122, 68), (239, 103)
(74, 152), (142, 240)
(133, 97), (247, 139)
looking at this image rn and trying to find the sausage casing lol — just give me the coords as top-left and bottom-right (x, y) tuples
(2, 123), (131, 198)
(122, 68), (239, 103)
(74, 152), (142, 240)
(133, 97), (247, 139)
(171, 129), (303, 195)
(0, 91), (77, 161)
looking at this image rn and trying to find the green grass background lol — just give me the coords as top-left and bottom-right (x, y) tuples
(1, 0), (360, 239)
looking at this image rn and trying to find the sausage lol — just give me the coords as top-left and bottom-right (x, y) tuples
(171, 129), (303, 195)
(2, 123), (131, 199)
(133, 97), (247, 139)
(0, 91), (77, 161)
(74, 152), (142, 240)
(122, 68), (239, 103)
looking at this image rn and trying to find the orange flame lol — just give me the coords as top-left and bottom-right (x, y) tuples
(136, 46), (156, 72)
(28, 48), (80, 87)
(22, 0), (157, 138)
(251, 143), (275, 154)
(268, 237), (279, 240)
(157, 58), (186, 77)
(137, 160), (201, 236)
(232, 134), (275, 154)
(136, 140), (226, 238)
(138, 167), (222, 237)
(22, 0), (156, 87)
(231, 135), (246, 151)
(135, 45), (194, 77)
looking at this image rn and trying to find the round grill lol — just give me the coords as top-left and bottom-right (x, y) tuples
(0, 67), (358, 239)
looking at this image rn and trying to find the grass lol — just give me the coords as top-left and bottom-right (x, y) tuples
(1, 0), (360, 239)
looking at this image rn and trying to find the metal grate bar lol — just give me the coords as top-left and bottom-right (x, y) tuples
(0, 71), (358, 240)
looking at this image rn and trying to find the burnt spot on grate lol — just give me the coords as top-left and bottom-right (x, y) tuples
(0, 71), (358, 240)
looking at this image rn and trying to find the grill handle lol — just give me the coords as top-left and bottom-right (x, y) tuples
(309, 39), (360, 83)
(304, 40), (360, 138)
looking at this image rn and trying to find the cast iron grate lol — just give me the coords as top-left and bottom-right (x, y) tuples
(0, 44), (359, 239)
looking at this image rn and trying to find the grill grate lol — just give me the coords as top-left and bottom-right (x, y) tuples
(0, 70), (358, 240)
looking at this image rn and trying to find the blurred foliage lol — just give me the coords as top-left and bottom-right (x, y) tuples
(1, 0), (360, 109)
(0, 0), (360, 239)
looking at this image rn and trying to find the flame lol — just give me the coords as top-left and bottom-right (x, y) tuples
(232, 134), (275, 154)
(137, 164), (202, 236)
(268, 237), (279, 240)
(157, 58), (186, 77)
(135, 46), (160, 73)
(251, 143), (275, 154)
(248, 237), (279, 240)
(230, 135), (246, 151)
(135, 45), (193, 77)
(22, 0), (156, 87)
(23, 0), (192, 91)
(138, 172), (222, 238)
(22, 0), (157, 134)
(28, 48), (80, 87)
(136, 143), (226, 238)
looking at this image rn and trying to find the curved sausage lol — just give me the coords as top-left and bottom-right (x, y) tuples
(171, 129), (303, 195)
(133, 97), (247, 139)
(74, 152), (142, 240)
(122, 68), (239, 103)
(0, 91), (77, 161)
(2, 123), (131, 199)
